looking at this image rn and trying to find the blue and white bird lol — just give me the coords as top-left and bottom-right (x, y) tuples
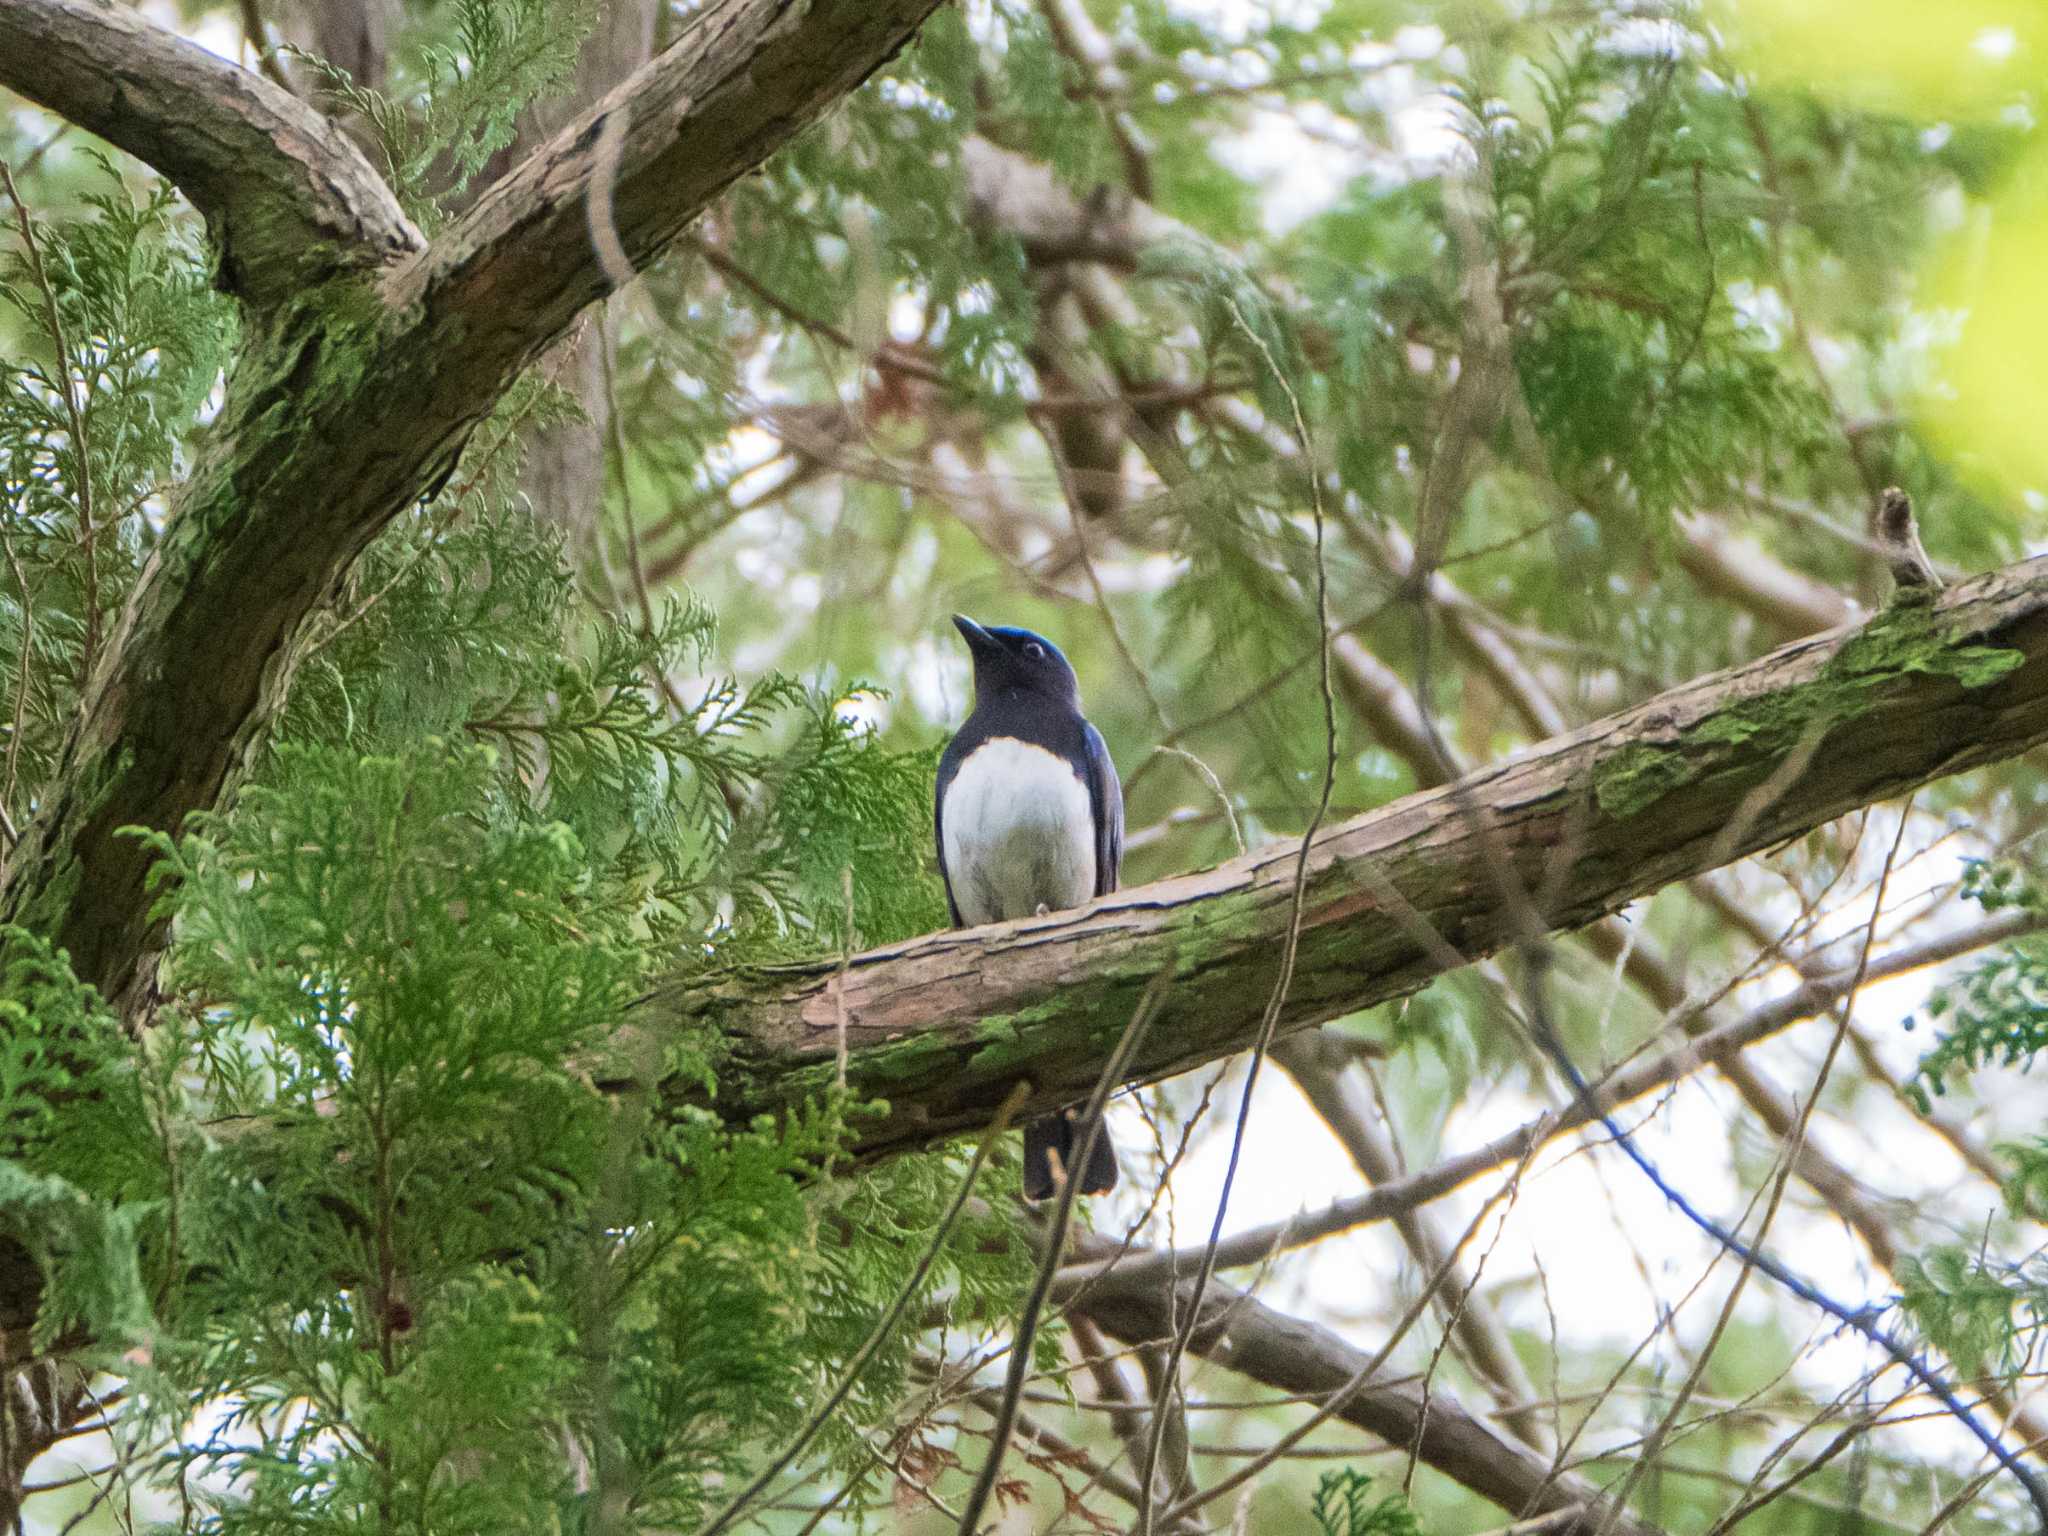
(936, 615), (1123, 1199)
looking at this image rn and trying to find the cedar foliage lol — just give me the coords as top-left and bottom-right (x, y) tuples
(1, 20), (1018, 1530)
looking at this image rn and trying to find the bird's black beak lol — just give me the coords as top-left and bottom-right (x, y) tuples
(952, 614), (997, 654)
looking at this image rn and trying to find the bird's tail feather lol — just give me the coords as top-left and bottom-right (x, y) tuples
(1021, 1109), (1117, 1201)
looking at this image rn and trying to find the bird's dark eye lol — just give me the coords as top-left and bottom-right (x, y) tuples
(1023, 642), (1047, 661)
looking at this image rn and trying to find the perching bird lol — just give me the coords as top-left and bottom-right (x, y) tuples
(936, 615), (1123, 1199)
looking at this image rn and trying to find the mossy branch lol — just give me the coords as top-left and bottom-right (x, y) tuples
(666, 555), (2048, 1161)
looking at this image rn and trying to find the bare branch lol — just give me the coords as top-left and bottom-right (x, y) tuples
(1274, 1031), (1550, 1449)
(960, 136), (1192, 267)
(684, 558), (2048, 1160)
(1060, 906), (2041, 1293)
(1069, 1252), (1668, 1536)
(1676, 513), (1859, 640)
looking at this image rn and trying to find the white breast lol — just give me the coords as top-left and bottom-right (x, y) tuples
(942, 737), (1096, 926)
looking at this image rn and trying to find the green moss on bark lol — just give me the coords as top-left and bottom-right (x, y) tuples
(1594, 603), (2023, 820)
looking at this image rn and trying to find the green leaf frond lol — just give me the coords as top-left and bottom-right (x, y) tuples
(0, 927), (159, 1349)
(1905, 861), (2048, 1112)
(1899, 1245), (2048, 1385)
(1312, 1467), (1428, 1536)
(125, 728), (1029, 1530)
(0, 161), (234, 817)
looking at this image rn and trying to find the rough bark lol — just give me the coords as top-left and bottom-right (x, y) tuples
(0, 0), (947, 1014)
(666, 560), (2048, 1159)
(383, 1), (945, 379)
(0, 0), (419, 304)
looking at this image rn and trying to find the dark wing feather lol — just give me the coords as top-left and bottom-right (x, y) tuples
(934, 735), (966, 927)
(1081, 719), (1122, 897)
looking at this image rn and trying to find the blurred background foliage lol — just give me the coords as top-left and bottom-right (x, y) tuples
(6, 0), (2048, 1532)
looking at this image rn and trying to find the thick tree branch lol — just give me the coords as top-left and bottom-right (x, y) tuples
(961, 135), (1192, 266)
(1066, 1251), (1664, 1536)
(676, 559), (2048, 1158)
(387, 0), (945, 388)
(0, 0), (418, 304)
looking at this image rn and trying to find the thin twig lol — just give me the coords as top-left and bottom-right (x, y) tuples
(1702, 1380), (1917, 1536)
(1135, 297), (1338, 1534)
(1037, 0), (1153, 197)
(1056, 906), (2043, 1291)
(1043, 423), (1169, 725)
(1157, 1142), (1540, 1525)
(13, 125), (69, 179)
(235, 0), (294, 91)
(954, 974), (1171, 1533)
(1142, 747), (1244, 857)
(0, 526), (34, 846)
(584, 108), (634, 297)
(1547, 802), (2048, 1531)
(833, 865), (853, 1091)
(959, 1380), (1158, 1516)
(1467, 1509), (1591, 1536)
(592, 307), (691, 723)
(599, 314), (661, 644)
(1918, 1432), (2048, 1536)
